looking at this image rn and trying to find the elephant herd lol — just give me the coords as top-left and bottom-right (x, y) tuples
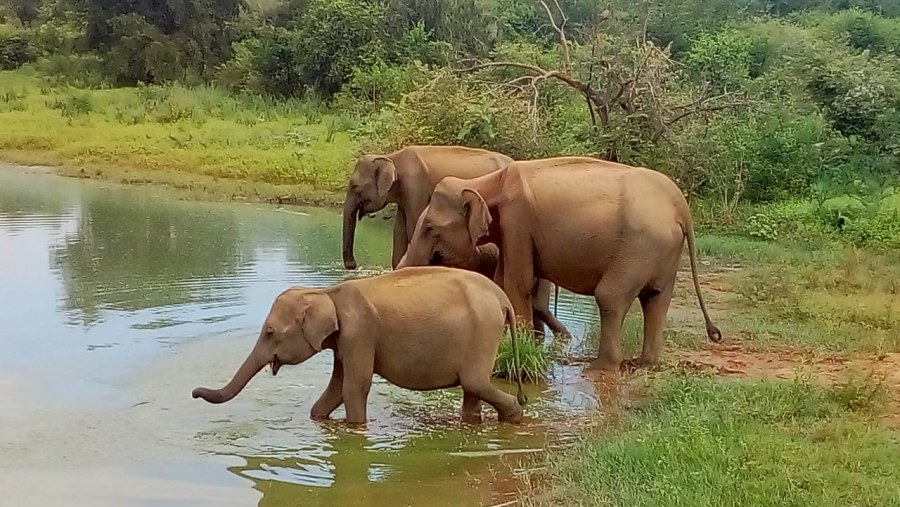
(192, 145), (722, 425)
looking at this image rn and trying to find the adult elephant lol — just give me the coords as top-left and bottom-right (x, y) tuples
(341, 145), (569, 339)
(396, 156), (722, 371)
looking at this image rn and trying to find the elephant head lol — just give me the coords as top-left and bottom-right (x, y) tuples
(342, 155), (398, 269)
(396, 178), (489, 270)
(192, 288), (338, 404)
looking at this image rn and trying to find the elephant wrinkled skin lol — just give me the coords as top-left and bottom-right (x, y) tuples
(396, 156), (723, 371)
(192, 267), (526, 425)
(341, 144), (569, 339)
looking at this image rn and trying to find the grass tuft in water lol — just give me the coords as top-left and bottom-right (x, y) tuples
(493, 329), (556, 383)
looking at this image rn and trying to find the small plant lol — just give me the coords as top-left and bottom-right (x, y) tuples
(49, 91), (94, 117)
(493, 328), (556, 383)
(827, 371), (887, 413)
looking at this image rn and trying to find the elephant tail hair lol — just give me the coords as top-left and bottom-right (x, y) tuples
(504, 304), (528, 407)
(682, 218), (723, 343)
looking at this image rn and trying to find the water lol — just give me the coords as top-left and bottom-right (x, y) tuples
(0, 166), (600, 507)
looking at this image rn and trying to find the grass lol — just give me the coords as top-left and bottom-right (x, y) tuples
(533, 371), (900, 507)
(493, 328), (558, 383)
(0, 68), (360, 205)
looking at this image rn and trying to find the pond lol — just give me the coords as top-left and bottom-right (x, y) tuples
(0, 166), (601, 507)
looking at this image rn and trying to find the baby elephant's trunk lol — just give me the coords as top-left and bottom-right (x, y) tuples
(192, 350), (267, 404)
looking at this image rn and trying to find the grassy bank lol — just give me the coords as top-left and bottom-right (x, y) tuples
(0, 69), (359, 205)
(540, 373), (899, 506)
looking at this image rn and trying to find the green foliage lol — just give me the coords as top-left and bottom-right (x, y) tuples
(291, 0), (386, 96)
(686, 29), (753, 91)
(0, 30), (34, 69)
(492, 328), (555, 383)
(374, 67), (545, 159)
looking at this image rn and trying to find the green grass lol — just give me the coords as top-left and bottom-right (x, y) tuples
(537, 372), (900, 507)
(493, 329), (557, 383)
(0, 68), (360, 205)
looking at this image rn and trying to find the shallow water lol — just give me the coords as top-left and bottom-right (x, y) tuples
(0, 166), (600, 507)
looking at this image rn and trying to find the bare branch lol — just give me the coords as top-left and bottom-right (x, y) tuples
(537, 0), (571, 73)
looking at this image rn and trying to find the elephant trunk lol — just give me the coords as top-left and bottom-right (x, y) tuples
(192, 349), (268, 404)
(342, 192), (361, 269)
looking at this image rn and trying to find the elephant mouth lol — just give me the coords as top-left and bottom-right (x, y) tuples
(271, 355), (282, 376)
(428, 250), (444, 265)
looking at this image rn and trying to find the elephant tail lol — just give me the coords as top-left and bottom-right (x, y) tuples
(553, 284), (559, 316)
(504, 304), (528, 407)
(682, 218), (723, 343)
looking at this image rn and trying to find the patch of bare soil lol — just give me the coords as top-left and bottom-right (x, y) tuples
(671, 344), (900, 429)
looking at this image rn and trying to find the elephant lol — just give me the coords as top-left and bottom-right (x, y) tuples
(191, 266), (527, 425)
(396, 156), (723, 372)
(341, 144), (570, 339)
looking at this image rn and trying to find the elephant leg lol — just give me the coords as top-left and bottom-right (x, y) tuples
(390, 208), (408, 269)
(461, 391), (484, 424)
(587, 279), (634, 372)
(462, 379), (523, 423)
(310, 353), (344, 420)
(342, 363), (373, 426)
(638, 284), (674, 368)
(533, 281), (571, 341)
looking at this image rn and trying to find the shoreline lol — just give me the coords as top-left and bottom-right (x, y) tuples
(0, 153), (348, 208)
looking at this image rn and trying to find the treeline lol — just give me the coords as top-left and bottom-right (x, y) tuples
(2, 0), (900, 245)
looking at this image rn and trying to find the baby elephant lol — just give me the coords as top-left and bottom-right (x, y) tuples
(192, 266), (526, 425)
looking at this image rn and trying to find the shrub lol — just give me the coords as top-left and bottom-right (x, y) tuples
(292, 0), (388, 96)
(686, 29), (753, 92)
(0, 32), (34, 70)
(333, 59), (424, 114)
(372, 67), (545, 159)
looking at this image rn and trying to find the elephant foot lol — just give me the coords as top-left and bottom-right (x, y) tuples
(498, 404), (524, 424)
(586, 357), (623, 373)
(461, 412), (483, 424)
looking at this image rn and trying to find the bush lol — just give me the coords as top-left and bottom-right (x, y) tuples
(333, 59), (424, 114)
(37, 54), (107, 88)
(0, 32), (34, 69)
(686, 29), (753, 92)
(371, 67), (545, 159)
(291, 0), (388, 96)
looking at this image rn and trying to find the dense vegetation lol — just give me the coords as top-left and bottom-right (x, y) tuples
(2, 0), (900, 248)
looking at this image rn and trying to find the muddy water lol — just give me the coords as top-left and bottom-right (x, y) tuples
(0, 166), (600, 507)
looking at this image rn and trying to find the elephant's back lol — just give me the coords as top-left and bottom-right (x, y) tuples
(352, 266), (506, 306)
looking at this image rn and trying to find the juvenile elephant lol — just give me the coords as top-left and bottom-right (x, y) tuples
(191, 266), (526, 424)
(341, 144), (569, 339)
(396, 156), (722, 372)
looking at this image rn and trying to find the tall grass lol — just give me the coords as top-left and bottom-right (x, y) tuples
(493, 329), (556, 383)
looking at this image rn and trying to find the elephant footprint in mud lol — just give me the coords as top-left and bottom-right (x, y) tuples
(192, 266), (527, 425)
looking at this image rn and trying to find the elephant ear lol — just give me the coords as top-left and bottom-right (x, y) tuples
(299, 292), (339, 352)
(373, 157), (397, 200)
(462, 188), (491, 244)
